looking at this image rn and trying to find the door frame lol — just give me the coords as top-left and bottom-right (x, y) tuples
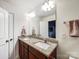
(8, 12), (15, 59)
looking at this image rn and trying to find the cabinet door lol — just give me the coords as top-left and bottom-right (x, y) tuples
(29, 46), (46, 59)
(19, 40), (23, 59)
(48, 48), (57, 59)
(23, 47), (29, 59)
(23, 51), (28, 59)
(19, 40), (29, 59)
(29, 52), (38, 59)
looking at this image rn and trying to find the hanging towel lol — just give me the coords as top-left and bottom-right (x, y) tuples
(69, 20), (74, 34)
(69, 20), (79, 37)
(75, 20), (79, 36)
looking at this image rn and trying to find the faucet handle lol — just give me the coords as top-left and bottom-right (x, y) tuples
(44, 38), (47, 43)
(44, 40), (47, 43)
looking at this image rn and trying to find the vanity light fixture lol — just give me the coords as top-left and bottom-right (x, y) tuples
(41, 0), (55, 12)
(48, 0), (55, 8)
(41, 2), (49, 11)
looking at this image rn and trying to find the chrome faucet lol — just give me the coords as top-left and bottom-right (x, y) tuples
(44, 39), (47, 43)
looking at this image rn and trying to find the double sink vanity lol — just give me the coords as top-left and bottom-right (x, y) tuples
(18, 36), (58, 59)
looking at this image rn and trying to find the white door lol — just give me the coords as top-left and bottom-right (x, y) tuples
(40, 21), (48, 37)
(8, 13), (14, 59)
(0, 8), (9, 59)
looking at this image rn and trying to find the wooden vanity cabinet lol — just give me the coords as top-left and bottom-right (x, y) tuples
(29, 46), (57, 59)
(19, 40), (29, 59)
(48, 47), (57, 59)
(29, 46), (46, 59)
(19, 40), (57, 59)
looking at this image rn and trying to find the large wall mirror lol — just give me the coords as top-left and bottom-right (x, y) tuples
(26, 0), (56, 38)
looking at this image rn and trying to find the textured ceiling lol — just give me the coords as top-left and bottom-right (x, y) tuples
(1, 0), (55, 17)
(2, 0), (46, 12)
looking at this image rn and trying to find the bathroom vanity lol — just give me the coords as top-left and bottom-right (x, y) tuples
(19, 37), (57, 59)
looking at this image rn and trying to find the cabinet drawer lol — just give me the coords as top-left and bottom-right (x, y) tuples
(29, 46), (46, 59)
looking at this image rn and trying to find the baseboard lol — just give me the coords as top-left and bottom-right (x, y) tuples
(15, 55), (19, 59)
(57, 55), (69, 59)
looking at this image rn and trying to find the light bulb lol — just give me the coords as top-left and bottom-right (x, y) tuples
(49, 0), (55, 8)
(48, 7), (51, 11)
(41, 0), (55, 11)
(41, 3), (49, 11)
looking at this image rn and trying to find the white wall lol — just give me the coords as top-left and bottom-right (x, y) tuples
(56, 0), (79, 59)
(41, 14), (55, 21)
(40, 14), (55, 38)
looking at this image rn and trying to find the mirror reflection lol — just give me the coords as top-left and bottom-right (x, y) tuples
(26, 0), (56, 38)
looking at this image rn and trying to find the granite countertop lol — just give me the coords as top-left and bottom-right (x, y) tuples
(18, 36), (58, 57)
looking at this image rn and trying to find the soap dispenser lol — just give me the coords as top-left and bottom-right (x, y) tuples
(32, 28), (36, 37)
(21, 26), (26, 37)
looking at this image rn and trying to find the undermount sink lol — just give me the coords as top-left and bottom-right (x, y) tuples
(34, 42), (50, 50)
(23, 37), (30, 40)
